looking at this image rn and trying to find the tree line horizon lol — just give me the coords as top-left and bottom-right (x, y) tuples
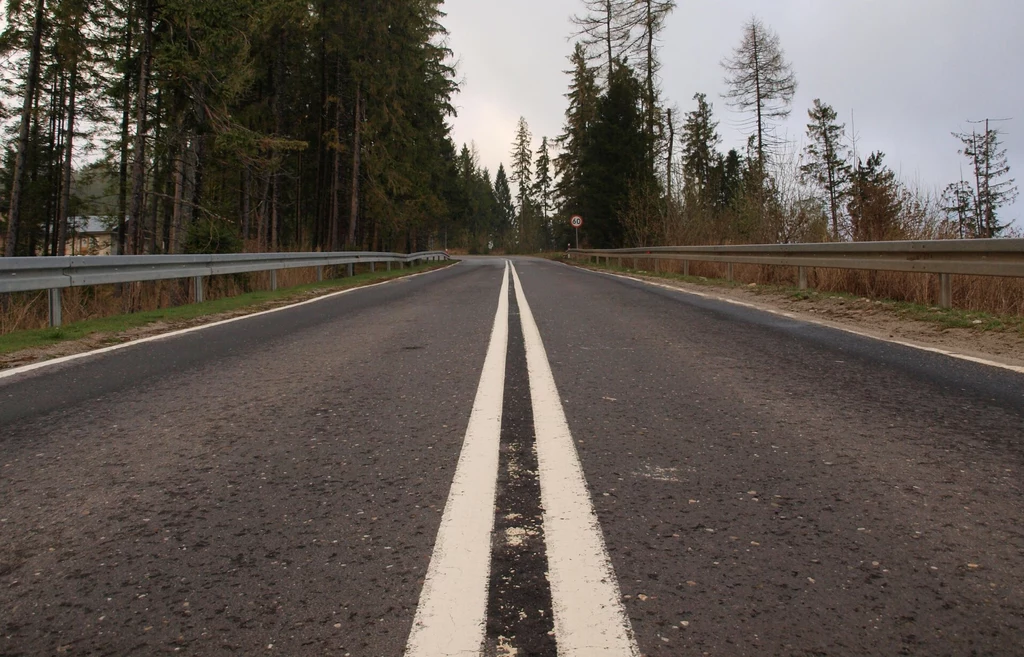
(0, 0), (1017, 258)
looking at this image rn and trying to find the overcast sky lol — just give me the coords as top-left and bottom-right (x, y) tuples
(441, 0), (1024, 228)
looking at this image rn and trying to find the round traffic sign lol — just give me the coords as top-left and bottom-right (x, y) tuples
(570, 215), (583, 228)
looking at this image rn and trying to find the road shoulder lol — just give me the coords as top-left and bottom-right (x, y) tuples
(561, 259), (1024, 372)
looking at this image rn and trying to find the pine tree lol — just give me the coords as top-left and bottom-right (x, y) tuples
(848, 152), (903, 242)
(509, 116), (534, 249)
(555, 44), (599, 223)
(941, 179), (974, 239)
(493, 163), (515, 250)
(721, 16), (797, 170)
(801, 99), (850, 240)
(954, 122), (1018, 238)
(533, 136), (553, 226)
(585, 60), (652, 248)
(681, 92), (721, 202)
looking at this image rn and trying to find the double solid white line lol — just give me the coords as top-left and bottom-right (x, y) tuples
(405, 260), (638, 657)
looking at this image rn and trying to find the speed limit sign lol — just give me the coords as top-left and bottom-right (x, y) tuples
(569, 215), (583, 249)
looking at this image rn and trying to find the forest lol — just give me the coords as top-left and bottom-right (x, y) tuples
(0, 0), (1017, 259)
(1, 0), (462, 257)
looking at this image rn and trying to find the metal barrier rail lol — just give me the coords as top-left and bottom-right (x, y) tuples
(569, 239), (1024, 309)
(0, 250), (451, 326)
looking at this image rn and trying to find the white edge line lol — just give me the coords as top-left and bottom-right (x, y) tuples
(510, 262), (640, 657)
(404, 260), (509, 657)
(0, 263), (455, 381)
(565, 262), (1024, 376)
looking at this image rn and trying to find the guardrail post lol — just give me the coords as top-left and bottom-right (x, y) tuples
(347, 263), (354, 277)
(727, 263), (734, 281)
(317, 266), (323, 282)
(193, 276), (204, 303)
(270, 270), (278, 291)
(798, 266), (808, 290)
(616, 257), (622, 267)
(939, 273), (952, 309)
(370, 262), (375, 273)
(387, 261), (391, 272)
(48, 289), (62, 327)
(683, 260), (689, 277)
(632, 257), (637, 269)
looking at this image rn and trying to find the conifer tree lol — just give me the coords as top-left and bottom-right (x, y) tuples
(848, 152), (903, 242)
(722, 16), (797, 170)
(509, 117), (534, 249)
(802, 99), (850, 239)
(571, 0), (632, 83)
(623, 0), (675, 151)
(681, 92), (721, 201)
(493, 163), (515, 250)
(533, 136), (553, 225)
(585, 60), (652, 248)
(954, 122), (1018, 238)
(3, 0), (46, 256)
(555, 44), (599, 222)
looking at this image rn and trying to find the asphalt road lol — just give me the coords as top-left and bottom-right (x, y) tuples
(2, 256), (1023, 656)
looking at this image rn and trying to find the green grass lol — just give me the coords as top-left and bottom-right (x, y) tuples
(569, 257), (1024, 335)
(0, 262), (450, 356)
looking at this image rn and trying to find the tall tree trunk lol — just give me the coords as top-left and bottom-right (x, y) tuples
(314, 1), (328, 249)
(129, 0), (155, 253)
(57, 56), (80, 256)
(271, 169), (279, 252)
(645, 0), (655, 144)
(666, 108), (674, 201)
(147, 87), (165, 253)
(257, 171), (270, 250)
(329, 56), (342, 251)
(347, 84), (362, 247)
(51, 72), (68, 256)
(241, 166), (252, 241)
(604, 0), (613, 82)
(43, 77), (58, 255)
(295, 153), (302, 247)
(117, 2), (134, 255)
(4, 0), (46, 257)
(170, 134), (186, 253)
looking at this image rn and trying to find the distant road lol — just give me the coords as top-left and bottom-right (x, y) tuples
(2, 257), (1022, 656)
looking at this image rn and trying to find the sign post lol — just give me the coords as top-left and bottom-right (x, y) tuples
(570, 215), (583, 249)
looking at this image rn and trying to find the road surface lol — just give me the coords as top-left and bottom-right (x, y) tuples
(2, 256), (1022, 656)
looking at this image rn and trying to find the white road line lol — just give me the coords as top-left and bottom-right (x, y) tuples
(510, 262), (640, 657)
(405, 260), (509, 657)
(0, 264), (452, 381)
(572, 264), (1024, 376)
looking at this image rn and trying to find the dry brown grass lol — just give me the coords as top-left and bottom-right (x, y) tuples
(620, 258), (1024, 316)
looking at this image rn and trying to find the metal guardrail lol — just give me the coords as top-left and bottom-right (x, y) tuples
(569, 239), (1024, 309)
(0, 250), (450, 326)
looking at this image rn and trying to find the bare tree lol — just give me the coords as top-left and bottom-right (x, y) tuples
(571, 0), (632, 83)
(623, 0), (675, 148)
(721, 16), (797, 171)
